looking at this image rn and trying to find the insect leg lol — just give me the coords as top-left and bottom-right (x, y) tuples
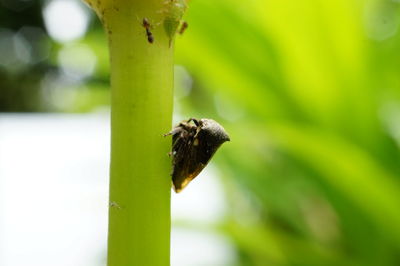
(193, 125), (202, 139)
(163, 127), (183, 137)
(186, 118), (200, 126)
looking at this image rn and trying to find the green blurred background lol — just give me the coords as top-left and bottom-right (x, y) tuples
(2, 0), (400, 265)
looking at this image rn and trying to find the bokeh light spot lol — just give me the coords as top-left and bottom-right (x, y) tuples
(43, 0), (90, 43)
(58, 44), (97, 80)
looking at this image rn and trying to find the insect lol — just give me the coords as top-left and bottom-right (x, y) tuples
(142, 18), (154, 43)
(109, 201), (121, 210)
(164, 118), (230, 193)
(178, 21), (188, 35)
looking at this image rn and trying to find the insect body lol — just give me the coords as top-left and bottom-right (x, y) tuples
(142, 18), (154, 43)
(178, 21), (188, 35)
(164, 118), (230, 193)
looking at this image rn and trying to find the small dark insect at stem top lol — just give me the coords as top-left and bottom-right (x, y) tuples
(179, 21), (188, 35)
(142, 18), (154, 44)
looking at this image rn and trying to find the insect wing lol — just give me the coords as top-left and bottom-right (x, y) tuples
(171, 131), (197, 192)
(172, 132), (219, 192)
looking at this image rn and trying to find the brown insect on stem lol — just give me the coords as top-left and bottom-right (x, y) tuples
(142, 18), (154, 44)
(178, 21), (188, 35)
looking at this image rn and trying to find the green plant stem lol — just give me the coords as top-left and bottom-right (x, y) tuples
(96, 1), (174, 265)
